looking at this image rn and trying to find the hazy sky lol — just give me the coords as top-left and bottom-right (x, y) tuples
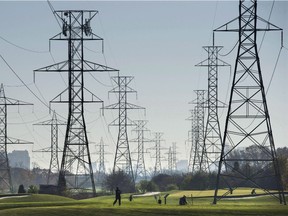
(0, 0), (287, 172)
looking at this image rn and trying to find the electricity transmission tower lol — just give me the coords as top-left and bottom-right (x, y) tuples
(167, 146), (172, 173)
(105, 76), (144, 181)
(95, 138), (108, 175)
(94, 138), (110, 190)
(34, 10), (118, 196)
(0, 84), (32, 193)
(152, 132), (165, 176)
(167, 142), (177, 174)
(196, 46), (229, 172)
(192, 90), (206, 173)
(187, 109), (197, 173)
(33, 111), (66, 184)
(131, 120), (150, 181)
(213, 0), (286, 204)
(172, 142), (177, 171)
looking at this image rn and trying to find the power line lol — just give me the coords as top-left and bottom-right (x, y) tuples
(49, 52), (67, 86)
(0, 35), (49, 54)
(4, 83), (34, 88)
(282, 46), (288, 52)
(208, 0), (219, 45)
(266, 46), (283, 95)
(8, 113), (50, 125)
(47, 0), (62, 29)
(0, 54), (50, 111)
(89, 72), (113, 88)
(97, 13), (120, 92)
(259, 0), (276, 51)
(0, 53), (67, 125)
(219, 40), (238, 57)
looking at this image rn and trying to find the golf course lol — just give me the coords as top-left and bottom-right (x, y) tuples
(0, 188), (287, 216)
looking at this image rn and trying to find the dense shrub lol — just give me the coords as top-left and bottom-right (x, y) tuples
(104, 170), (135, 193)
(18, 184), (26, 194)
(27, 185), (39, 194)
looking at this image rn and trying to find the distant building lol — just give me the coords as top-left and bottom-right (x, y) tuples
(176, 160), (188, 172)
(8, 150), (30, 170)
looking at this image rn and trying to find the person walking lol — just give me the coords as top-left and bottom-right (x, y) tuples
(113, 187), (121, 206)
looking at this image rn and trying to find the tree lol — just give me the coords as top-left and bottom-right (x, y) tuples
(171, 173), (185, 190)
(137, 180), (159, 192)
(58, 171), (67, 196)
(166, 184), (178, 191)
(151, 174), (172, 191)
(104, 171), (135, 193)
(136, 180), (149, 193)
(191, 171), (209, 190)
(276, 147), (288, 190)
(18, 184), (26, 194)
(181, 173), (193, 190)
(146, 181), (159, 192)
(180, 172), (215, 190)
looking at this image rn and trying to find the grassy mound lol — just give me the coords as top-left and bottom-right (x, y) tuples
(0, 194), (74, 203)
(0, 190), (286, 216)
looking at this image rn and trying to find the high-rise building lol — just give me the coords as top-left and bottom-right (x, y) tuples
(8, 150), (30, 170)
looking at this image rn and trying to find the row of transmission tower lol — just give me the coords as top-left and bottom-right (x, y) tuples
(30, 7), (177, 196)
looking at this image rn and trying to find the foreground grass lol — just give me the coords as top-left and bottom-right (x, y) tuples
(0, 190), (287, 216)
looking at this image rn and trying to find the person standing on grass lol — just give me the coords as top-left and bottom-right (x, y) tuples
(113, 187), (121, 206)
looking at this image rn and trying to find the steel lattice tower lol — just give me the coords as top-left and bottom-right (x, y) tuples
(34, 10), (118, 196)
(213, 0), (285, 204)
(196, 46), (229, 172)
(187, 109), (197, 173)
(192, 90), (206, 173)
(94, 137), (109, 190)
(33, 111), (66, 184)
(167, 146), (172, 173)
(131, 120), (149, 181)
(152, 132), (164, 176)
(167, 142), (177, 173)
(96, 138), (106, 174)
(105, 76), (144, 180)
(172, 142), (177, 171)
(0, 84), (32, 193)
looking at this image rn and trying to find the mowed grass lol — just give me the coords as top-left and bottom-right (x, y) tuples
(0, 189), (287, 216)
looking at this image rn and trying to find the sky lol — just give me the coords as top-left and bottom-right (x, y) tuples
(0, 0), (288, 173)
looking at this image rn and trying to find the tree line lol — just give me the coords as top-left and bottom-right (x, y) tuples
(5, 146), (288, 195)
(103, 146), (288, 193)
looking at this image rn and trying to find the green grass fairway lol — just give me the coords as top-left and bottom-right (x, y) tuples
(0, 189), (287, 216)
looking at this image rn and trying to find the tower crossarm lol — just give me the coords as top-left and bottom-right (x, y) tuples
(49, 86), (104, 105)
(213, 14), (282, 32)
(6, 137), (33, 145)
(34, 60), (118, 73)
